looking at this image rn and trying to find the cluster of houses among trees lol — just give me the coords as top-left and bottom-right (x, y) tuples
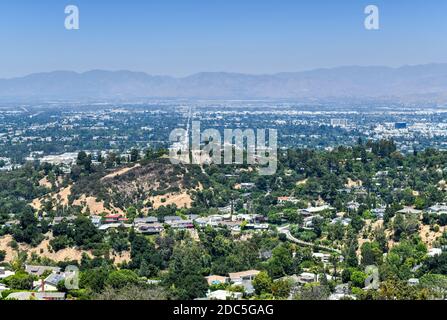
(2, 140), (447, 300)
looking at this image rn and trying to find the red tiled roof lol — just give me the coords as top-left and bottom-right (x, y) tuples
(104, 214), (122, 219)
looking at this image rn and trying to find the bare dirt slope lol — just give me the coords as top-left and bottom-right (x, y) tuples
(0, 234), (130, 265)
(149, 192), (192, 209)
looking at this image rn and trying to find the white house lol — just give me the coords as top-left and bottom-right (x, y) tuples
(0, 267), (15, 279)
(428, 204), (447, 215)
(312, 252), (331, 263)
(299, 205), (334, 216)
(299, 272), (317, 283)
(207, 290), (243, 300)
(428, 248), (443, 257)
(277, 196), (300, 205)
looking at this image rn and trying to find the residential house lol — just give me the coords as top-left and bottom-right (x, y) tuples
(428, 248), (443, 257)
(91, 215), (102, 227)
(0, 267), (15, 279)
(98, 223), (132, 231)
(428, 204), (447, 216)
(195, 217), (212, 228)
(195, 214), (240, 231)
(229, 270), (260, 283)
(6, 292), (66, 301)
(396, 207), (422, 215)
(330, 217), (352, 227)
(207, 290), (243, 300)
(234, 214), (264, 223)
(218, 206), (232, 214)
(299, 205), (334, 216)
(371, 207), (386, 219)
(33, 272), (65, 292)
(312, 252), (331, 263)
(195, 215), (223, 228)
(205, 275), (228, 286)
(239, 183), (256, 190)
(245, 223), (269, 231)
(52, 215), (77, 225)
(137, 222), (164, 234)
(25, 265), (61, 277)
(218, 220), (243, 232)
(147, 279), (162, 285)
(329, 293), (356, 300)
(277, 196), (300, 205)
(4, 220), (19, 228)
(134, 217), (158, 225)
(187, 214), (200, 221)
(167, 219), (194, 230)
(163, 216), (182, 223)
(347, 201), (360, 212)
(298, 272), (317, 284)
(103, 214), (128, 224)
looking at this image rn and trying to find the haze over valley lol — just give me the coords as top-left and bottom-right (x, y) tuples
(2, 64), (447, 103)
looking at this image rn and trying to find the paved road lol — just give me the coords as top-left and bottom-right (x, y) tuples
(278, 225), (342, 254)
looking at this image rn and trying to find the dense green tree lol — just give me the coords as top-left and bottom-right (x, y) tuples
(77, 151), (92, 172)
(378, 279), (429, 300)
(105, 270), (140, 289)
(328, 222), (345, 241)
(423, 252), (447, 275)
(164, 242), (208, 300)
(419, 274), (447, 299)
(270, 279), (292, 299)
(80, 268), (110, 293)
(130, 149), (140, 163)
(4, 272), (34, 290)
(295, 283), (330, 300)
(253, 271), (273, 296)
(12, 207), (43, 246)
(350, 270), (367, 288)
(73, 217), (103, 248)
(264, 243), (295, 278)
(50, 235), (70, 252)
(129, 234), (162, 271)
(361, 242), (383, 266)
(93, 284), (168, 300)
(380, 240), (427, 281)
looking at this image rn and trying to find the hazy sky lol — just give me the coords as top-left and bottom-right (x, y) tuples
(0, 0), (446, 78)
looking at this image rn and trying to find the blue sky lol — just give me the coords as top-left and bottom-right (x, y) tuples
(0, 0), (446, 78)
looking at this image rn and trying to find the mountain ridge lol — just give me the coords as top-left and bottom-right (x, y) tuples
(2, 64), (447, 102)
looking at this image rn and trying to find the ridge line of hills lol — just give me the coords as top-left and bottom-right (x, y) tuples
(2, 63), (447, 102)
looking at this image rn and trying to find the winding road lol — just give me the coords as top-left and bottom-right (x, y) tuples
(278, 225), (342, 254)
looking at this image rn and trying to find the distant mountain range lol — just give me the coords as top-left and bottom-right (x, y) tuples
(2, 64), (447, 102)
